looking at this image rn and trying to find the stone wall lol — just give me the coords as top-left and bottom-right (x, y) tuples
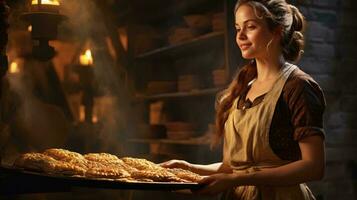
(294, 0), (357, 199)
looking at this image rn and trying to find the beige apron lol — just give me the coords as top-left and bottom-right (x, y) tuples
(222, 63), (315, 200)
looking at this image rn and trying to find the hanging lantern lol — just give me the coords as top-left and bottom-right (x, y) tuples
(30, 0), (61, 13)
(20, 0), (67, 61)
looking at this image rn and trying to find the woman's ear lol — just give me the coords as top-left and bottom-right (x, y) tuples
(274, 26), (284, 40)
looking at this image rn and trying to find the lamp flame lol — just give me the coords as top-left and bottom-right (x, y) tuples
(9, 62), (20, 74)
(31, 0), (60, 5)
(79, 49), (93, 66)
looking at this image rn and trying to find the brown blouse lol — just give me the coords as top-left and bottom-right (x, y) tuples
(237, 68), (326, 161)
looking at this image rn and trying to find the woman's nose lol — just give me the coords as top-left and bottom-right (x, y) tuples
(237, 29), (247, 40)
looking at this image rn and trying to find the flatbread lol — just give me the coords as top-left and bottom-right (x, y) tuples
(122, 157), (161, 171)
(43, 148), (85, 162)
(85, 166), (130, 179)
(167, 168), (203, 182)
(130, 169), (186, 182)
(14, 152), (86, 176)
(14, 150), (198, 183)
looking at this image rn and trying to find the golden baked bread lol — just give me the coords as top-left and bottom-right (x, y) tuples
(13, 149), (200, 183)
(14, 152), (57, 171)
(43, 148), (85, 162)
(167, 168), (202, 182)
(43, 148), (88, 169)
(85, 166), (131, 179)
(84, 153), (121, 164)
(121, 157), (161, 171)
(116, 177), (154, 183)
(122, 157), (193, 182)
(14, 152), (86, 176)
(130, 169), (186, 182)
(84, 153), (138, 174)
(42, 160), (86, 176)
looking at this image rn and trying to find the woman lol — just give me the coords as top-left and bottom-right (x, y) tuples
(161, 0), (325, 199)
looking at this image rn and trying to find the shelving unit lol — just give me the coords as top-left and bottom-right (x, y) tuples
(135, 31), (224, 60)
(135, 87), (222, 100)
(129, 0), (224, 24)
(125, 0), (240, 166)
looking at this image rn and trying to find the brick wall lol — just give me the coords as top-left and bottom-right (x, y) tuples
(295, 0), (357, 199)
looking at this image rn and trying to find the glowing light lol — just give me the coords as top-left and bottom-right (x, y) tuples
(9, 62), (20, 74)
(92, 114), (98, 123)
(79, 49), (93, 66)
(79, 105), (85, 122)
(79, 105), (98, 123)
(31, 0), (60, 5)
(28, 25), (32, 32)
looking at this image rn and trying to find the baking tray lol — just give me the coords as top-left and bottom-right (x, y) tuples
(0, 165), (204, 195)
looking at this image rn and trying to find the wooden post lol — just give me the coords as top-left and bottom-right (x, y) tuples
(0, 0), (9, 78)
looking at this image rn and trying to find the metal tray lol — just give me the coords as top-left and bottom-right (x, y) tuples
(0, 165), (204, 195)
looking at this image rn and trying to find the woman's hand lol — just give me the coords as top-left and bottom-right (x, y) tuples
(159, 159), (192, 170)
(161, 161), (227, 176)
(193, 173), (239, 195)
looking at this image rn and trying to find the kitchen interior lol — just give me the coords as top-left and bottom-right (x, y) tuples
(0, 0), (236, 199)
(0, 0), (356, 200)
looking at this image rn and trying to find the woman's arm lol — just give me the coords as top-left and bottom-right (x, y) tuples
(197, 135), (325, 194)
(189, 162), (232, 176)
(235, 135), (325, 186)
(160, 160), (232, 176)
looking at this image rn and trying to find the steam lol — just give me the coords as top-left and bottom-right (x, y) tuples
(2, 60), (70, 165)
(58, 0), (130, 155)
(57, 0), (223, 163)
(3, 0), (222, 166)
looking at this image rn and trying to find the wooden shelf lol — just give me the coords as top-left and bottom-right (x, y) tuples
(135, 87), (223, 100)
(127, 138), (211, 146)
(135, 31), (224, 60)
(125, 0), (232, 166)
(129, 0), (222, 24)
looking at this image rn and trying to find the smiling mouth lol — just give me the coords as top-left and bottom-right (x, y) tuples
(240, 44), (251, 50)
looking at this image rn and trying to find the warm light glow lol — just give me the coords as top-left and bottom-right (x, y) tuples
(78, 105), (98, 123)
(79, 105), (85, 122)
(31, 0), (60, 5)
(79, 49), (93, 66)
(9, 62), (20, 74)
(92, 105), (99, 123)
(28, 25), (32, 32)
(92, 114), (98, 123)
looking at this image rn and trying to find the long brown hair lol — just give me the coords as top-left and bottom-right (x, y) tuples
(212, 0), (306, 148)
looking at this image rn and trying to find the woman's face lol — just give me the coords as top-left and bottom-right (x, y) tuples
(235, 4), (276, 59)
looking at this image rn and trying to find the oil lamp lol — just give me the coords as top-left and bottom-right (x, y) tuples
(30, 0), (60, 13)
(20, 0), (67, 61)
(76, 49), (96, 123)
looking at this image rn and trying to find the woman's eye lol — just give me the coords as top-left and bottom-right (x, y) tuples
(236, 28), (241, 32)
(247, 25), (256, 30)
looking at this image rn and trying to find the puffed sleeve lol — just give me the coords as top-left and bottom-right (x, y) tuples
(284, 71), (326, 141)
